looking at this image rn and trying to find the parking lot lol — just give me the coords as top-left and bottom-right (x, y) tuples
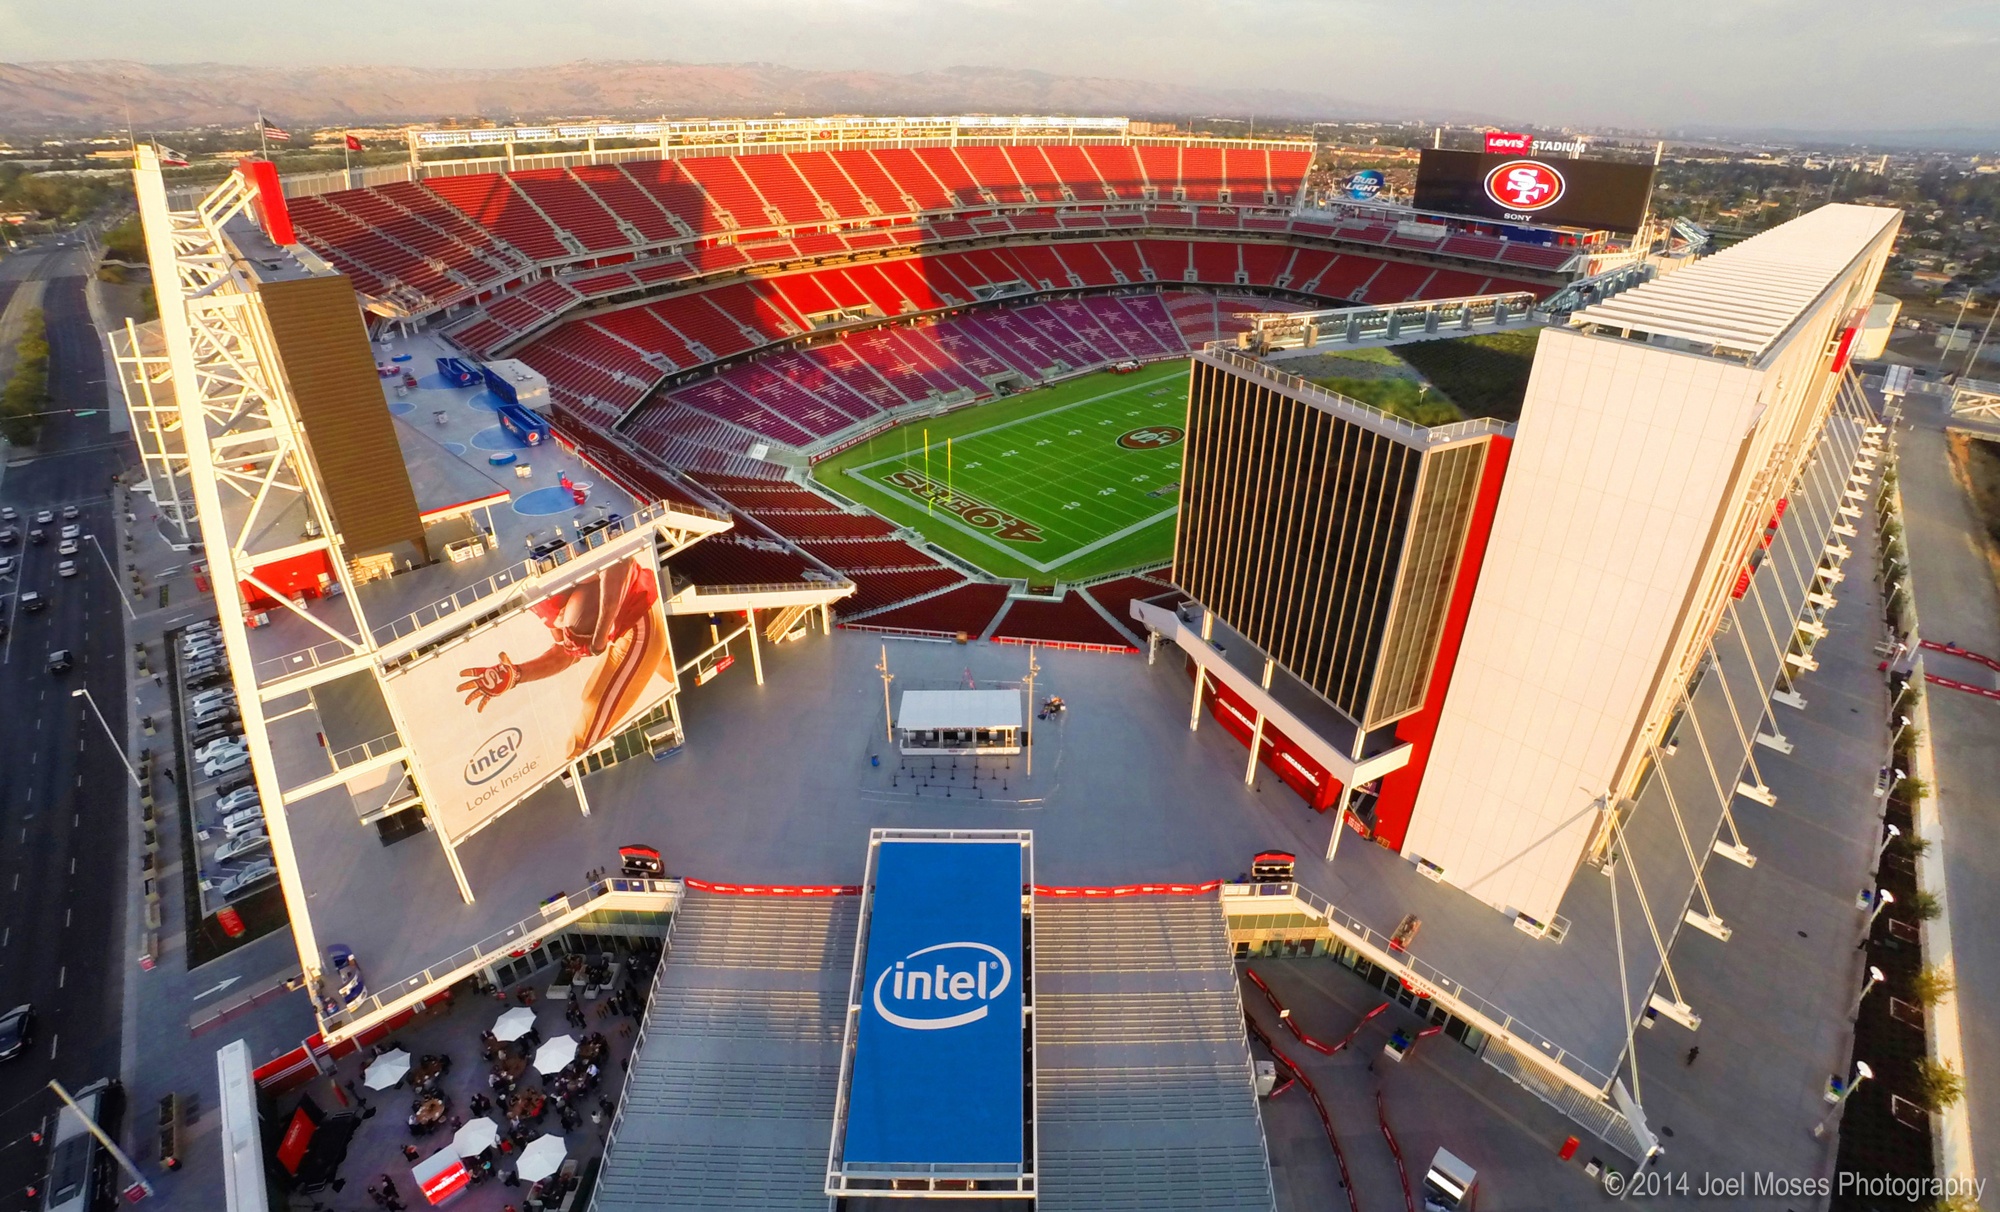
(169, 620), (277, 912)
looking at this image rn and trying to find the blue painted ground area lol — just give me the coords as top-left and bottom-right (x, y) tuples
(466, 390), (504, 412)
(512, 485), (580, 516)
(471, 425), (533, 452)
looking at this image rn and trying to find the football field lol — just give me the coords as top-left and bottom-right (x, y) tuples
(812, 362), (1190, 581)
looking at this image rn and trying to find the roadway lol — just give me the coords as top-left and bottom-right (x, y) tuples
(0, 241), (136, 1202)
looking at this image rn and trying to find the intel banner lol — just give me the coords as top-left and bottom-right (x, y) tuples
(383, 549), (674, 842)
(843, 838), (1026, 1171)
(1413, 148), (1655, 234)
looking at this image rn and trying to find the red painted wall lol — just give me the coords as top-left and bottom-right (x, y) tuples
(241, 549), (335, 608)
(1368, 435), (1513, 849)
(1192, 659), (1343, 812)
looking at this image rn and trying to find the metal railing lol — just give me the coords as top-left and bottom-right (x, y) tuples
(1222, 881), (1613, 1093)
(254, 636), (363, 686)
(317, 877), (680, 1034)
(1199, 349), (1514, 448)
(328, 733), (402, 771)
(370, 499), (725, 648)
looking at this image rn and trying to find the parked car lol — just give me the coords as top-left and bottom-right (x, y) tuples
(56, 560), (76, 578)
(215, 786), (260, 816)
(0, 555), (14, 577)
(221, 807), (266, 837)
(187, 671), (230, 692)
(59, 505), (77, 521)
(33, 510), (52, 525)
(214, 831), (269, 862)
(57, 539), (78, 557)
(216, 860), (276, 899)
(20, 590), (44, 612)
(45, 649), (71, 674)
(194, 736), (246, 764)
(26, 528), (44, 546)
(0, 506), (15, 523)
(203, 750), (250, 779)
(0, 527), (16, 546)
(0, 1004), (33, 1061)
(190, 723), (242, 749)
(191, 706), (238, 730)
(189, 689), (236, 713)
(58, 524), (79, 541)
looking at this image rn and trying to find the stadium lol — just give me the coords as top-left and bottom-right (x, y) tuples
(120, 117), (1899, 1210)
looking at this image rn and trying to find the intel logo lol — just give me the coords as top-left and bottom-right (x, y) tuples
(871, 941), (1012, 1031)
(465, 727), (524, 785)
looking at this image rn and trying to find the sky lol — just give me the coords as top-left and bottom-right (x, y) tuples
(3, 0), (1996, 133)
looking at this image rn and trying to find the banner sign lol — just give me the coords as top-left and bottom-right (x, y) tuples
(1344, 169), (1385, 200)
(881, 468), (1043, 543)
(386, 549), (674, 841)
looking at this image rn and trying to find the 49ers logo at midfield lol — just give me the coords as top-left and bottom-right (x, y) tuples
(1117, 426), (1184, 450)
(1483, 159), (1566, 213)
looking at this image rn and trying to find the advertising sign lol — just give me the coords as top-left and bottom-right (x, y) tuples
(842, 838), (1026, 1170)
(1484, 130), (1531, 155)
(386, 549), (673, 841)
(1344, 169), (1385, 200)
(1414, 149), (1654, 234)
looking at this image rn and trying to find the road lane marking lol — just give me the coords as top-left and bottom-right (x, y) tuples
(65, 908), (70, 927)
(57, 967), (64, 988)
(69, 857), (75, 874)
(47, 1035), (56, 1060)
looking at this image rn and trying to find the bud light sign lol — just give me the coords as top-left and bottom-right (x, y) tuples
(841, 837), (1026, 1171)
(1345, 169), (1385, 201)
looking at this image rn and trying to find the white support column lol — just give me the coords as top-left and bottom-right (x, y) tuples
(1189, 664), (1206, 732)
(569, 760), (591, 818)
(437, 831), (475, 905)
(1324, 783), (1354, 863)
(746, 608), (764, 685)
(1245, 712), (1265, 786)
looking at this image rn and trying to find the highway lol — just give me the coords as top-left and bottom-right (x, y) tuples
(0, 241), (136, 1204)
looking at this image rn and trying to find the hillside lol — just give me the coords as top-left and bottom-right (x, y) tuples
(0, 59), (1413, 135)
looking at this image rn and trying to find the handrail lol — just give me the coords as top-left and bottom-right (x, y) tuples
(1223, 880), (1613, 1092)
(369, 498), (724, 647)
(316, 877), (680, 1033)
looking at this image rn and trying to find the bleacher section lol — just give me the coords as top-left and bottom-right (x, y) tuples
(1033, 896), (1277, 1212)
(593, 892), (858, 1212)
(284, 138), (1594, 322)
(990, 592), (1137, 650)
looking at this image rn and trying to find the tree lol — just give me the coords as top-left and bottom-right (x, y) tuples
(0, 307), (51, 446)
(1911, 1057), (1965, 1111)
(1910, 965), (1955, 1007)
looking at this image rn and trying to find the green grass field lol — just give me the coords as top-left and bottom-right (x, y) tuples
(813, 362), (1190, 581)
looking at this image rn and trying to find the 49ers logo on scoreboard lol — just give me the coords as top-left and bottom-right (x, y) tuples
(1117, 426), (1184, 450)
(1483, 159), (1566, 214)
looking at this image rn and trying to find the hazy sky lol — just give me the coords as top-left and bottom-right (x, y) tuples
(5, 0), (1995, 132)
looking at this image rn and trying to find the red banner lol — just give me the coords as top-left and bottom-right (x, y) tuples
(682, 878), (861, 896)
(1032, 880), (1225, 898)
(275, 1107), (317, 1175)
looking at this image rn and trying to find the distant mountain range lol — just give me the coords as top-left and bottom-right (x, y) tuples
(0, 59), (1452, 136)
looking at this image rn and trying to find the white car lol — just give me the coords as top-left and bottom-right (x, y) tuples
(189, 687), (236, 710)
(57, 539), (78, 557)
(215, 786), (260, 816)
(57, 561), (77, 578)
(221, 807), (266, 837)
(214, 831), (269, 862)
(203, 750), (250, 779)
(58, 524), (79, 541)
(216, 860), (276, 899)
(194, 736), (247, 764)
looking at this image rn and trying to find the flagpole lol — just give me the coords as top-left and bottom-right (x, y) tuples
(923, 428), (932, 515)
(258, 110), (268, 157)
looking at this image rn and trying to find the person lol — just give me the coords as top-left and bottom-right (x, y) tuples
(455, 555), (670, 759)
(379, 1174), (400, 1199)
(1685, 1046), (1700, 1066)
(401, 1144), (420, 1162)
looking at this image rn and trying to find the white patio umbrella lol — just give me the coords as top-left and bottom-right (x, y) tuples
(362, 1048), (412, 1090)
(533, 1033), (578, 1075)
(515, 1133), (568, 1184)
(452, 1116), (502, 1158)
(493, 1005), (537, 1041)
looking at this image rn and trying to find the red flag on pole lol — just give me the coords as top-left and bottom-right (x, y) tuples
(344, 134), (363, 152)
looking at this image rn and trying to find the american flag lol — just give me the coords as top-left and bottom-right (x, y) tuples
(260, 120), (291, 143)
(155, 144), (190, 167)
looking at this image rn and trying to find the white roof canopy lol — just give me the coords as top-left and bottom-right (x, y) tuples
(897, 689), (1024, 731)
